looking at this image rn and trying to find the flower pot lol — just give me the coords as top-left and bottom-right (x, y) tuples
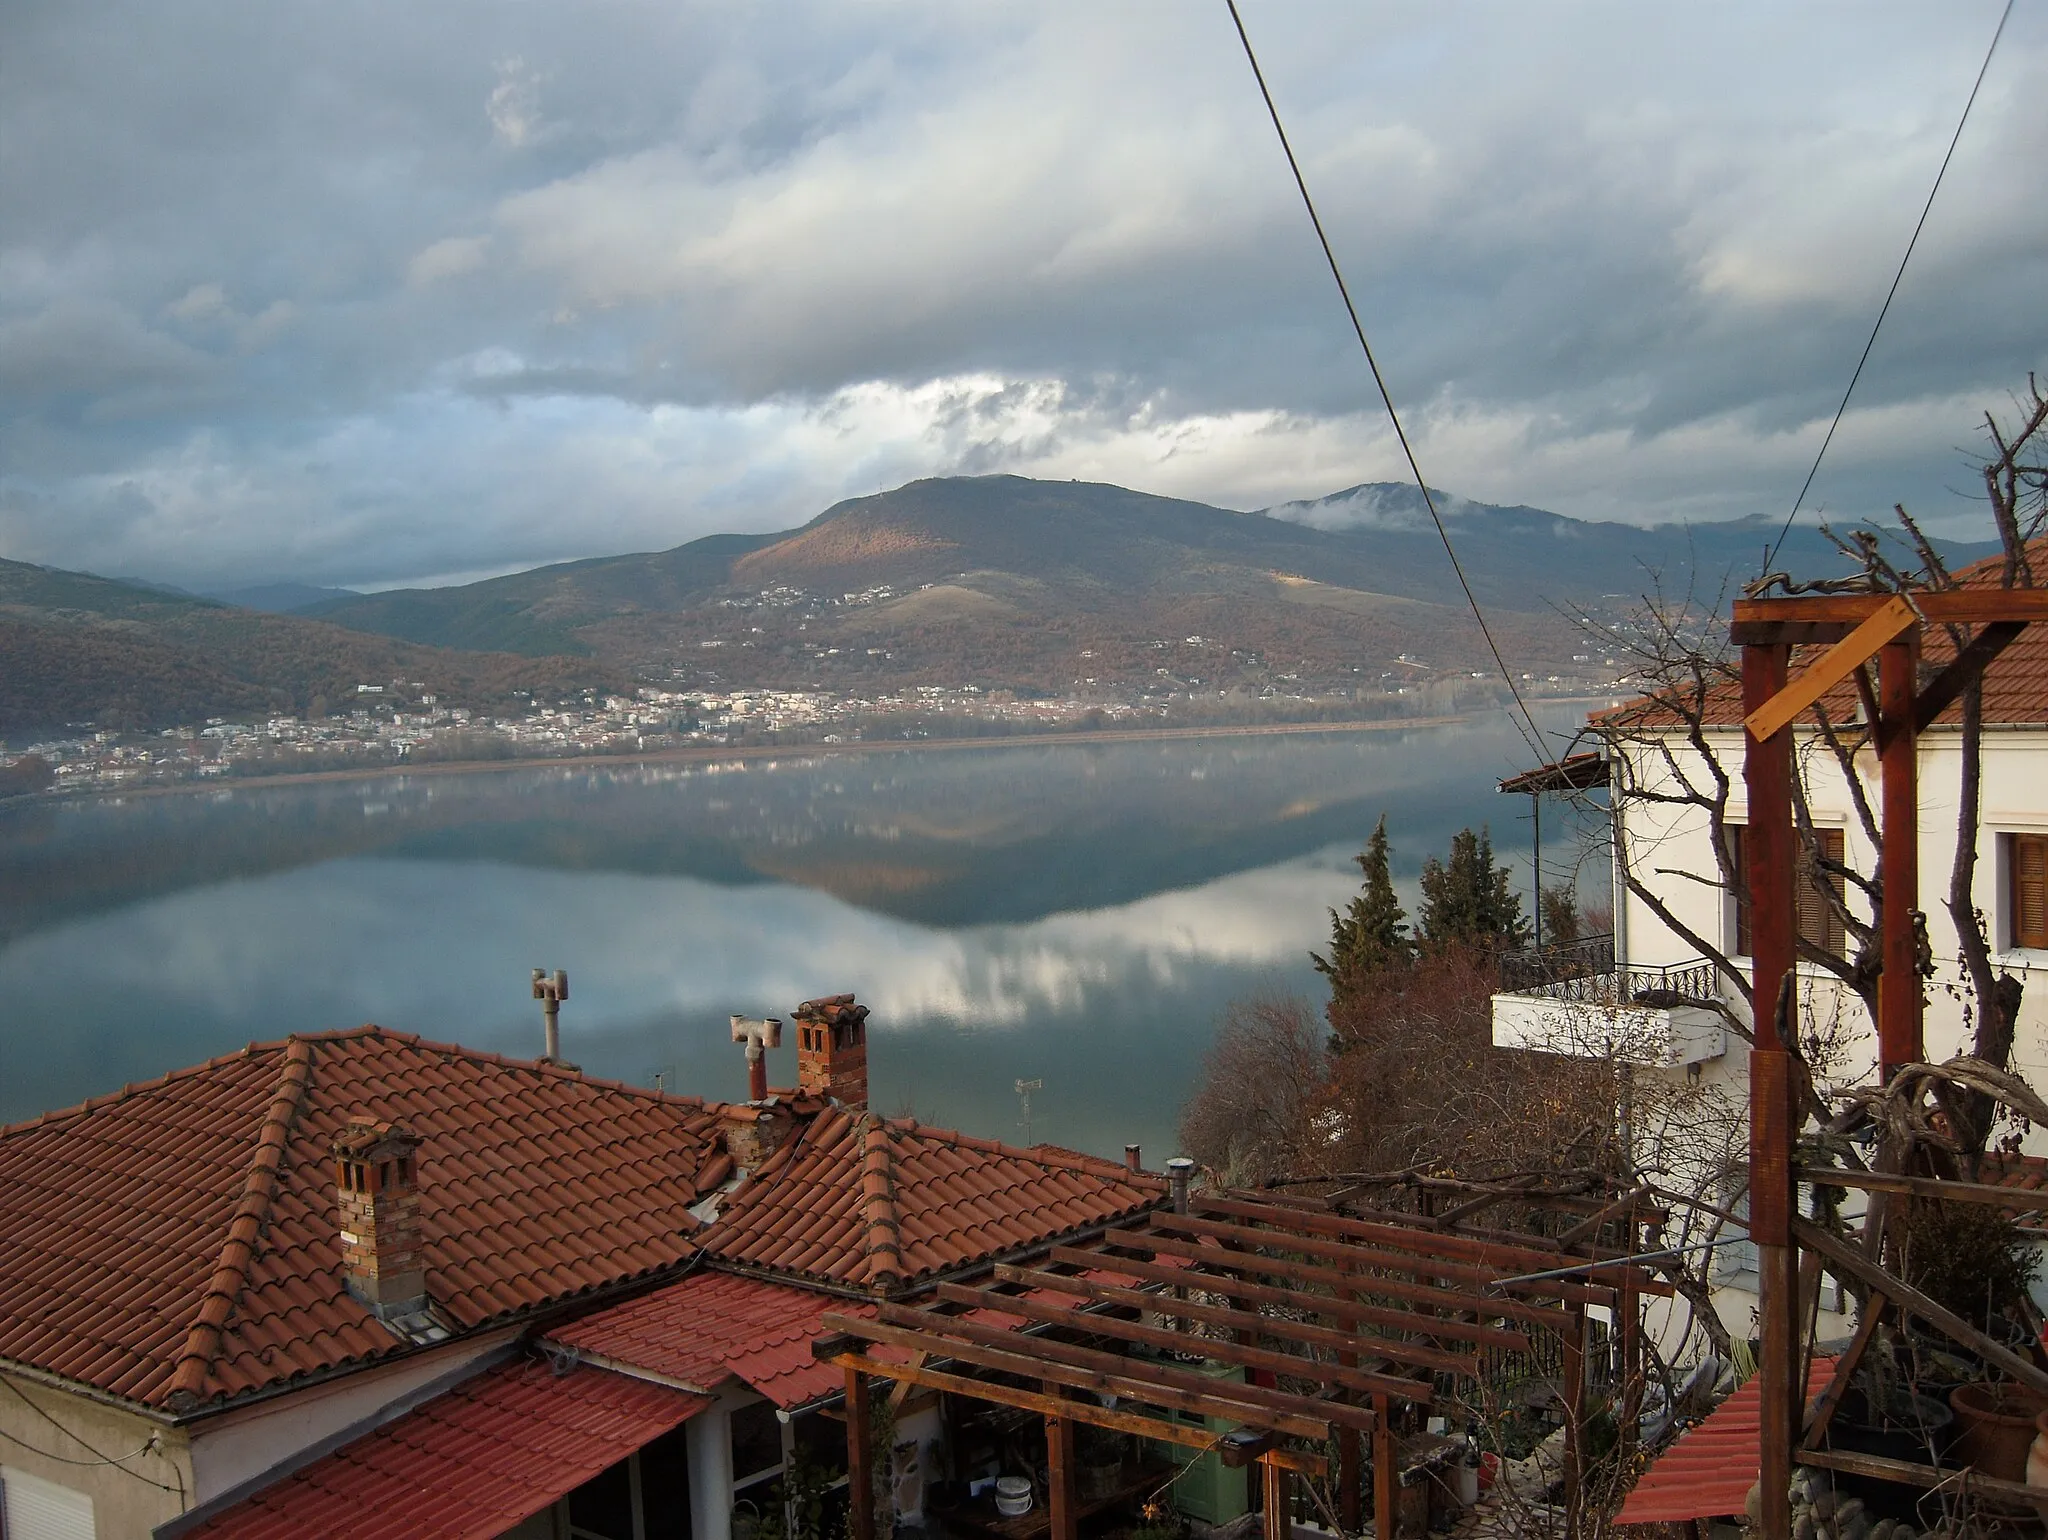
(2026, 1409), (2048, 1497)
(1826, 1389), (1953, 1520)
(1952, 1382), (2048, 1482)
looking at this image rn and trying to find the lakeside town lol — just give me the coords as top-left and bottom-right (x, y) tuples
(2, 660), (1631, 796)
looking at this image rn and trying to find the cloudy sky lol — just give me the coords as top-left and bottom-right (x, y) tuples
(2, 2), (2043, 591)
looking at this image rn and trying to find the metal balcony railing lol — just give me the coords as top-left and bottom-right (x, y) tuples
(1498, 935), (1723, 1009)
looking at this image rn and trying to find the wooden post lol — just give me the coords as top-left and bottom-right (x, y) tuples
(1561, 1306), (1586, 1535)
(1046, 1397), (1077, 1540)
(1746, 639), (1797, 1540)
(1878, 636), (1922, 1078)
(845, 1366), (874, 1540)
(1372, 1392), (1395, 1540)
(1262, 1456), (1288, 1540)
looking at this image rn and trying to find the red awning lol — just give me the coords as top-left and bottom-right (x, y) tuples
(1616, 1358), (1834, 1526)
(182, 1356), (710, 1540)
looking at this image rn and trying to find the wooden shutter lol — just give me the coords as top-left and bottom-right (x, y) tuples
(1795, 828), (1847, 955)
(2014, 834), (2048, 950)
(1729, 824), (1750, 957)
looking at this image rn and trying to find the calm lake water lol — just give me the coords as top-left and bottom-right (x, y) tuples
(0, 709), (1594, 1160)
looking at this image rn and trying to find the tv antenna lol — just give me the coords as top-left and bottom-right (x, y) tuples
(1014, 1078), (1044, 1143)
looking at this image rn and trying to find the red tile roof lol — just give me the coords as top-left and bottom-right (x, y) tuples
(698, 1109), (1164, 1293)
(182, 1355), (709, 1540)
(1616, 1358), (1834, 1526)
(1601, 544), (2048, 734)
(1976, 1151), (2048, 1230)
(0, 1027), (731, 1411)
(548, 1269), (874, 1408)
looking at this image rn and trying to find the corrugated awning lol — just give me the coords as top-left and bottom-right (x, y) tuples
(1616, 1358), (1834, 1526)
(1498, 751), (1607, 795)
(178, 1356), (711, 1540)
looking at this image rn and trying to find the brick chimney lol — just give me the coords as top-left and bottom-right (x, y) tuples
(794, 993), (869, 1109)
(721, 1102), (798, 1173)
(332, 1119), (427, 1321)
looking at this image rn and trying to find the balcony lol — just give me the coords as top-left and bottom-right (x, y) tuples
(1491, 935), (1728, 1068)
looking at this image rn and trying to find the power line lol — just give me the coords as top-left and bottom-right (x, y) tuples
(1760, 0), (2014, 576)
(1224, 0), (1550, 765)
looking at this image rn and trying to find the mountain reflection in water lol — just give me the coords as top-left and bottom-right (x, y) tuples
(0, 710), (1595, 1157)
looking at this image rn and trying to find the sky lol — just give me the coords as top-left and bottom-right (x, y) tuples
(2, 2), (2044, 592)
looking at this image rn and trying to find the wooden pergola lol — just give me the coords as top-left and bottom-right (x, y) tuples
(816, 1185), (1669, 1540)
(1733, 587), (2048, 1537)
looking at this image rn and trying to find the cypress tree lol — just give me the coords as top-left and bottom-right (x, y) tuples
(1417, 825), (1528, 950)
(1314, 815), (1413, 999)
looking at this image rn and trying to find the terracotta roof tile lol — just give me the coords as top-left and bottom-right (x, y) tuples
(182, 1355), (710, 1540)
(550, 1270), (876, 1408)
(1603, 544), (2048, 734)
(698, 1110), (1165, 1293)
(0, 1027), (728, 1411)
(1616, 1358), (1834, 1525)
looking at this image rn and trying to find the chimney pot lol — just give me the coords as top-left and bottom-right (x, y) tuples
(730, 1015), (784, 1102)
(793, 993), (870, 1109)
(332, 1119), (428, 1321)
(1124, 1144), (1142, 1173)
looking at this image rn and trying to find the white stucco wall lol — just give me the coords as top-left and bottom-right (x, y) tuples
(1613, 723), (2048, 1109)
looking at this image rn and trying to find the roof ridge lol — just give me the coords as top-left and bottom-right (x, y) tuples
(0, 1040), (289, 1141)
(882, 1116), (1167, 1189)
(165, 1036), (315, 1408)
(857, 1113), (904, 1294)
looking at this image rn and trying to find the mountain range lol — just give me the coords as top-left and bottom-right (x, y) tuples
(0, 560), (623, 737)
(1, 475), (1997, 735)
(297, 475), (1993, 696)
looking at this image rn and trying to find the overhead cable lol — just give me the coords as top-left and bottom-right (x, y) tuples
(1224, 0), (1549, 765)
(1760, 0), (2014, 576)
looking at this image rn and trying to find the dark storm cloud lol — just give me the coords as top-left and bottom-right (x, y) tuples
(0, 1), (2042, 586)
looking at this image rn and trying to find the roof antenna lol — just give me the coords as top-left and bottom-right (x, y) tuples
(1014, 1078), (1043, 1143)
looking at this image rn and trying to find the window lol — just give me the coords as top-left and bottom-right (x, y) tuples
(1729, 825), (1846, 957)
(1, 1466), (97, 1540)
(2011, 833), (2048, 950)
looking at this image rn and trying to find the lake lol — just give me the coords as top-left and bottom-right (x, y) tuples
(0, 709), (1596, 1160)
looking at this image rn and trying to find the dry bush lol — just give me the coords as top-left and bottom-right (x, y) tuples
(1177, 995), (1329, 1184)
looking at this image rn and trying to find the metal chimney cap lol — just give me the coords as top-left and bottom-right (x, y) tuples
(1166, 1157), (1195, 1174)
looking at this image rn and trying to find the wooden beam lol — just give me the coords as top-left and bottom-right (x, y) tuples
(1094, 1228), (1563, 1328)
(1729, 620), (1856, 647)
(1261, 1457), (1288, 1540)
(935, 1281), (1429, 1400)
(1744, 639), (1797, 1540)
(1879, 635), (1922, 1076)
(873, 1301), (1388, 1432)
(1046, 1393), (1076, 1540)
(821, 1314), (1334, 1441)
(1912, 619), (2026, 734)
(1373, 1391), (1396, 1540)
(825, 1352), (1328, 1477)
(1796, 1163), (2048, 1214)
(1045, 1245), (1530, 1350)
(1148, 1211), (1623, 1305)
(990, 1264), (1478, 1376)
(1732, 590), (2048, 627)
(1791, 1218), (2048, 1399)
(1744, 595), (1916, 742)
(845, 1364), (873, 1540)
(846, 1307), (1371, 1437)
(1561, 1307), (1586, 1535)
(1797, 1447), (2046, 1505)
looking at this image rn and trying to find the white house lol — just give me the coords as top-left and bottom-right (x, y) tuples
(1492, 551), (2048, 1352)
